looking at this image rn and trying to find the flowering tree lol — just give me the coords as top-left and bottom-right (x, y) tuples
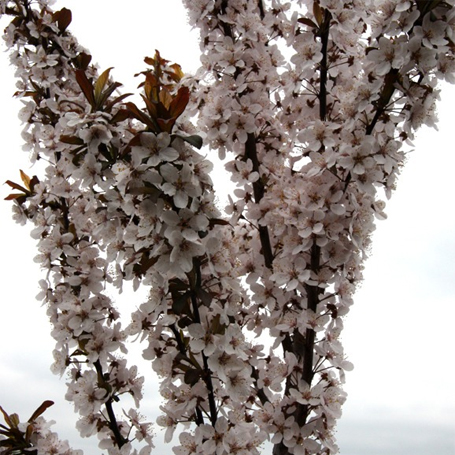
(1, 1), (454, 454)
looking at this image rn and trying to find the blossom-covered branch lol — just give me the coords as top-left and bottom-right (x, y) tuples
(2, 0), (455, 455)
(182, 0), (455, 454)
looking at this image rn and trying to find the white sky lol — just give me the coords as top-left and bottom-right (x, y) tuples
(0, 2), (454, 454)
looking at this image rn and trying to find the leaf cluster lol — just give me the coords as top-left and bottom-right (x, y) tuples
(4, 170), (39, 203)
(0, 401), (54, 455)
(75, 67), (131, 114)
(126, 50), (191, 134)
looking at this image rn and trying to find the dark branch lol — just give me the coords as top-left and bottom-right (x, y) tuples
(94, 360), (127, 448)
(191, 264), (218, 426)
(258, 0), (265, 19)
(274, 11), (331, 455)
(245, 133), (274, 269)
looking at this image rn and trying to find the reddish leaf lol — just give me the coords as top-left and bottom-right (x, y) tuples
(313, 2), (324, 25)
(196, 288), (212, 307)
(168, 63), (184, 82)
(297, 17), (318, 28)
(5, 180), (28, 194)
(59, 135), (84, 145)
(110, 108), (131, 124)
(144, 72), (160, 103)
(75, 70), (95, 108)
(184, 368), (203, 386)
(54, 8), (72, 33)
(142, 95), (159, 119)
(125, 102), (158, 132)
(27, 401), (54, 423)
(0, 406), (14, 429)
(157, 118), (175, 133)
(25, 423), (34, 444)
(159, 87), (173, 110)
(94, 67), (114, 102)
(168, 86), (190, 119)
(96, 81), (122, 111)
(29, 175), (39, 191)
(4, 193), (26, 201)
(173, 134), (203, 149)
(104, 92), (131, 113)
(144, 56), (155, 66)
(74, 52), (92, 70)
(209, 218), (230, 227)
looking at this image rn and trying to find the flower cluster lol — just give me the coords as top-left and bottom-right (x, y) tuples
(0, 401), (81, 455)
(2, 1), (455, 455)
(1, 1), (267, 454)
(182, 0), (455, 454)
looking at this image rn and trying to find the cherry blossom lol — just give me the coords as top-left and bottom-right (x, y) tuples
(2, 0), (455, 454)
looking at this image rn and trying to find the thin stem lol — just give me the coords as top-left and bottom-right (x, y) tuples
(296, 7), (331, 415)
(366, 68), (399, 135)
(220, 0), (233, 38)
(258, 0), (265, 19)
(94, 360), (127, 448)
(342, 68), (400, 191)
(245, 133), (274, 269)
(319, 14), (331, 122)
(191, 262), (218, 426)
(217, 2), (274, 271)
(169, 325), (205, 426)
(250, 366), (270, 405)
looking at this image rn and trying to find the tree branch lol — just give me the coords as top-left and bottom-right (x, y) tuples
(258, 0), (265, 19)
(245, 133), (274, 269)
(94, 360), (127, 448)
(274, 10), (331, 455)
(191, 263), (218, 426)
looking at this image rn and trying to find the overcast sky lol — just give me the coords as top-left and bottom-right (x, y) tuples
(0, 2), (454, 455)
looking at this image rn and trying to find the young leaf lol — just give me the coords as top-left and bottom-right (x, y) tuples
(313, 1), (324, 26)
(73, 51), (92, 71)
(298, 17), (318, 29)
(173, 134), (203, 150)
(110, 108), (131, 124)
(4, 193), (27, 202)
(19, 170), (30, 189)
(125, 102), (159, 132)
(159, 87), (173, 110)
(5, 180), (28, 195)
(144, 72), (160, 103)
(184, 368), (203, 386)
(196, 288), (212, 307)
(53, 7), (72, 33)
(0, 406), (14, 429)
(172, 292), (192, 316)
(27, 401), (54, 423)
(75, 70), (95, 108)
(5, 170), (39, 202)
(142, 94), (159, 120)
(168, 86), (190, 119)
(59, 135), (85, 145)
(105, 93), (132, 113)
(168, 63), (185, 82)
(157, 117), (175, 133)
(94, 67), (114, 102)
